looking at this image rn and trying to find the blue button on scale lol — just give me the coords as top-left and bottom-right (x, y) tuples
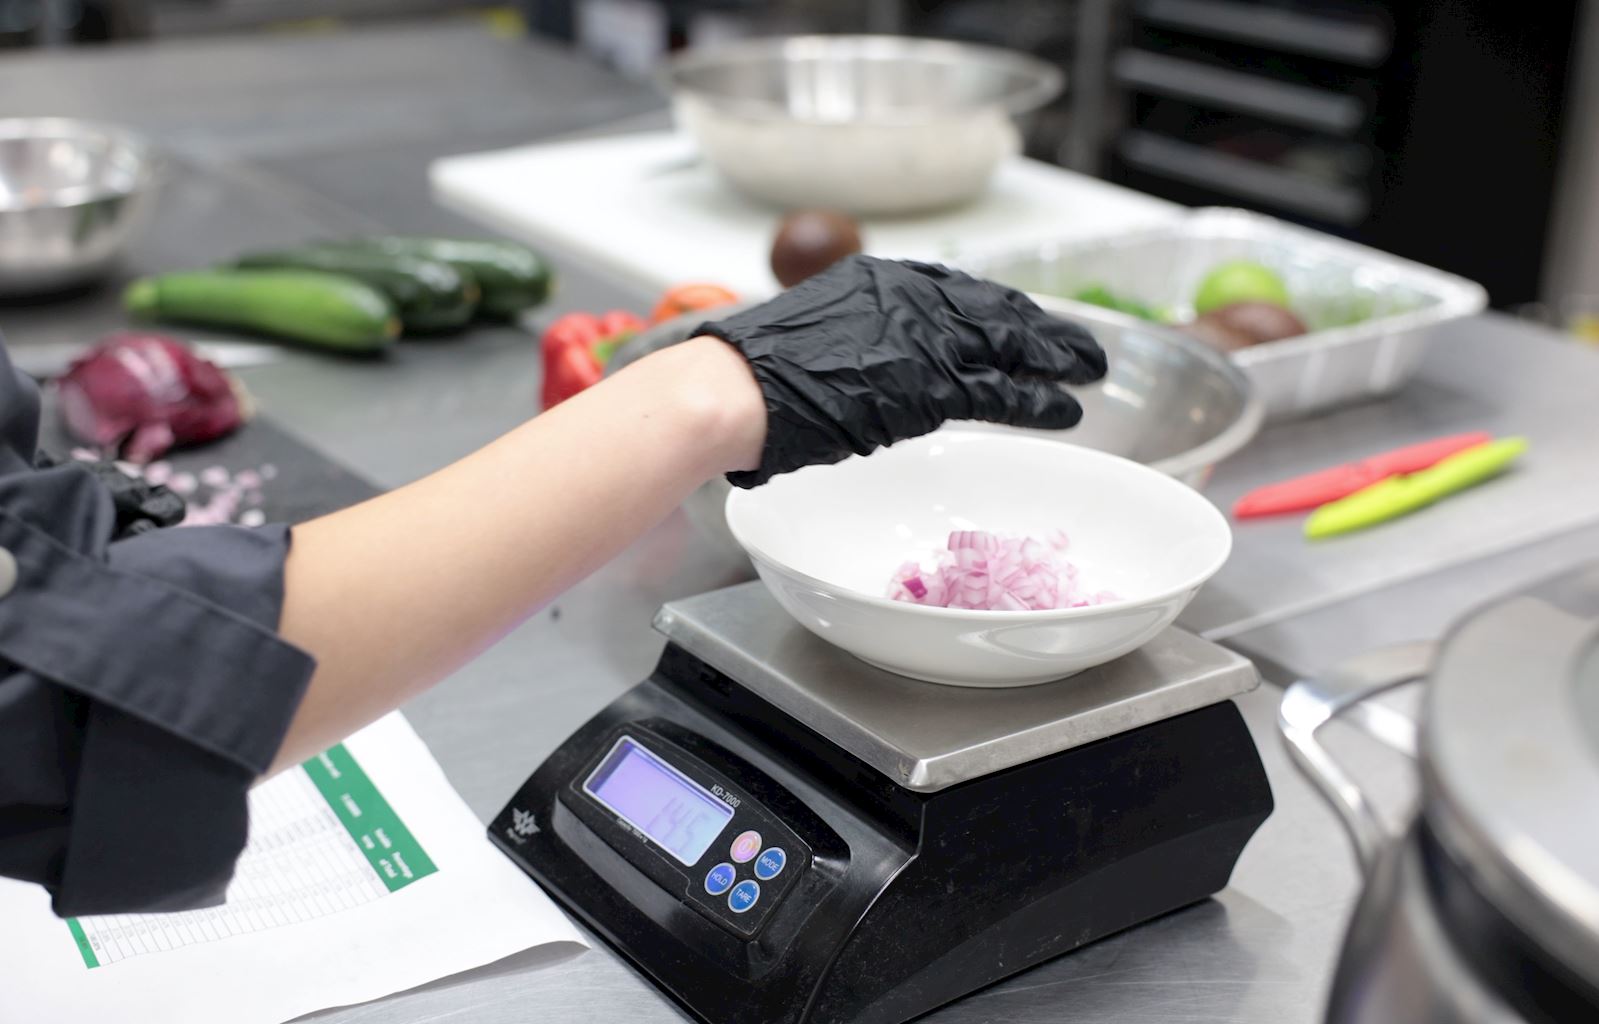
(728, 880), (760, 913)
(754, 848), (786, 880)
(704, 863), (736, 896)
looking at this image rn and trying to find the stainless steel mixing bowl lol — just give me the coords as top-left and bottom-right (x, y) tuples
(663, 35), (1063, 215)
(0, 118), (162, 295)
(607, 303), (1262, 562)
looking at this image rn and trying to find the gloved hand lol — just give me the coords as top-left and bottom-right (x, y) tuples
(697, 255), (1107, 488)
(35, 451), (186, 538)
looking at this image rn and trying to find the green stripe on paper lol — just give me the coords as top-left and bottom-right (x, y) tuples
(66, 917), (99, 969)
(302, 743), (437, 892)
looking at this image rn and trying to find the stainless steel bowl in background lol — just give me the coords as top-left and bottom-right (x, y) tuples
(0, 118), (162, 295)
(607, 303), (1262, 562)
(662, 35), (1063, 215)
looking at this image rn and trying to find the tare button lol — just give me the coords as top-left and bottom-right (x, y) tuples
(729, 830), (762, 863)
(728, 880), (760, 914)
(754, 848), (786, 880)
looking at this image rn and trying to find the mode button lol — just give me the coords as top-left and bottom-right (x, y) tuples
(754, 848), (786, 880)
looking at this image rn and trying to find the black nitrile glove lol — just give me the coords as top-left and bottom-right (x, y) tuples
(35, 451), (187, 538)
(697, 255), (1107, 488)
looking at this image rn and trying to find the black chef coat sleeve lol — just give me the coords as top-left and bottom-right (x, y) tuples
(0, 339), (317, 917)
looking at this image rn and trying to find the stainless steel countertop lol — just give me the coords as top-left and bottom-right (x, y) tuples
(1184, 315), (1599, 647)
(0, 21), (1594, 1024)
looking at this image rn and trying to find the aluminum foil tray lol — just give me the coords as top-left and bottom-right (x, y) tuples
(961, 208), (1487, 418)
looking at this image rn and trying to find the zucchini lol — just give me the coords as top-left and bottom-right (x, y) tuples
(236, 246), (479, 333)
(353, 237), (553, 319)
(124, 270), (399, 352)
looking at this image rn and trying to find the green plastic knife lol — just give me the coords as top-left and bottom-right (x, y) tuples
(1305, 437), (1528, 539)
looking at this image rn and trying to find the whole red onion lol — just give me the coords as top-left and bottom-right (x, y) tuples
(57, 332), (249, 463)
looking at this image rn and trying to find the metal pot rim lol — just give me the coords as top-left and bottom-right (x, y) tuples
(1419, 566), (1599, 986)
(1282, 566), (1599, 993)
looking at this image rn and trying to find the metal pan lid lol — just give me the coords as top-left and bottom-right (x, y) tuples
(1424, 564), (1599, 982)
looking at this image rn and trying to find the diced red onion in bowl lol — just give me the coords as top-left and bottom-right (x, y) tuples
(887, 530), (1119, 611)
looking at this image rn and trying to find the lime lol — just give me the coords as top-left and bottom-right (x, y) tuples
(1194, 261), (1291, 315)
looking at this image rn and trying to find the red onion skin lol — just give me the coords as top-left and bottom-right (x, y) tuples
(57, 332), (245, 463)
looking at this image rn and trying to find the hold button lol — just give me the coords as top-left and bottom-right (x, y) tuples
(704, 863), (736, 896)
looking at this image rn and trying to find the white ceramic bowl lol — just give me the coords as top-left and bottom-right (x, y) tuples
(724, 429), (1232, 687)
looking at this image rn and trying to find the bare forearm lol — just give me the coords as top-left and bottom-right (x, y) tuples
(269, 337), (763, 772)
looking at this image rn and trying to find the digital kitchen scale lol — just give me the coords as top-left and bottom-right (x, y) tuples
(491, 583), (1273, 1024)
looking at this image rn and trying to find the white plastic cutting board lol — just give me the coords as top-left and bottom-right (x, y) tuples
(430, 131), (1183, 300)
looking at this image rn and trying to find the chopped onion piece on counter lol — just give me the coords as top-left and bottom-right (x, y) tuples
(887, 530), (1119, 611)
(73, 452), (277, 530)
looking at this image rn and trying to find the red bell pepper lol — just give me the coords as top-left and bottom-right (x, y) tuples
(539, 309), (645, 410)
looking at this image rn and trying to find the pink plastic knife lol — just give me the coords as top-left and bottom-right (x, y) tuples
(1233, 431), (1495, 519)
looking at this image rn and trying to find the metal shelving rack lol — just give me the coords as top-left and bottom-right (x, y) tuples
(1100, 0), (1583, 307)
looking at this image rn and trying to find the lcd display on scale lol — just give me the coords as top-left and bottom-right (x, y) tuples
(583, 736), (734, 866)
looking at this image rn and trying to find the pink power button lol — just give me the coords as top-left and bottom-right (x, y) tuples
(730, 830), (762, 863)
